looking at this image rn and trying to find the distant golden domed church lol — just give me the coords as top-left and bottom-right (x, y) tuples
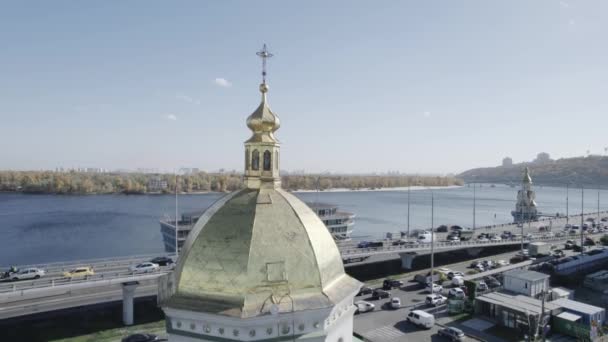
(159, 45), (361, 342)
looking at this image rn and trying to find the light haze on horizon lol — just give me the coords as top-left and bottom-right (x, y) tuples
(1, 1), (607, 174)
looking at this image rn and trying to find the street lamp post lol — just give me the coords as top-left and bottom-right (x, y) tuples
(175, 171), (179, 258)
(407, 183), (411, 240)
(566, 183), (569, 224)
(473, 183), (476, 230)
(598, 186), (601, 225)
(581, 187), (585, 255)
(430, 189), (435, 289)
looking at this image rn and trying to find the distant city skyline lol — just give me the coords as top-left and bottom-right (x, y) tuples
(1, 1), (607, 174)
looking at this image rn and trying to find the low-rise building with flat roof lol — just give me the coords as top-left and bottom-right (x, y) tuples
(503, 269), (550, 298)
(475, 292), (561, 334)
(552, 298), (605, 327)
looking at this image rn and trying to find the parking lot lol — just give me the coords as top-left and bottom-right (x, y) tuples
(352, 241), (597, 342)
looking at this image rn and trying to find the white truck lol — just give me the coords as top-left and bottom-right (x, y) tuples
(529, 242), (551, 256)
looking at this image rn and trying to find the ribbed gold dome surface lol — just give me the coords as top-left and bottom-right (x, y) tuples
(165, 188), (360, 318)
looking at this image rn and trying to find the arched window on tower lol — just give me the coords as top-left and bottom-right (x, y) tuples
(252, 150), (260, 171)
(263, 150), (271, 171)
(245, 148), (250, 170)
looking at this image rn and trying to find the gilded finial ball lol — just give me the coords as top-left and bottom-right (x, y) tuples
(259, 83), (269, 93)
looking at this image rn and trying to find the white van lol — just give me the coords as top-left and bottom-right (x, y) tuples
(406, 310), (435, 329)
(417, 231), (433, 244)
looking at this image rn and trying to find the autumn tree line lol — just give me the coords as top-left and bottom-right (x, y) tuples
(0, 171), (464, 195)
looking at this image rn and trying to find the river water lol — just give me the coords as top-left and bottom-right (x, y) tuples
(1, 184), (607, 265)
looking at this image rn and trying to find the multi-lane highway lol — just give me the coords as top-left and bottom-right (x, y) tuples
(0, 212), (605, 321)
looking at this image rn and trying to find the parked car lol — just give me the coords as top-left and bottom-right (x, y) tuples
(426, 293), (447, 306)
(482, 260), (494, 268)
(149, 256), (174, 266)
(372, 289), (390, 299)
(121, 334), (161, 342)
(490, 236), (502, 242)
(552, 249), (565, 258)
(448, 287), (465, 299)
(63, 267), (94, 278)
(383, 278), (404, 290)
(407, 310), (435, 329)
(495, 260), (509, 267)
(425, 283), (443, 294)
(9, 268), (45, 281)
(354, 301), (375, 314)
(130, 262), (160, 274)
(357, 286), (373, 296)
(510, 254), (528, 263)
(451, 276), (464, 287)
(390, 297), (401, 309)
(447, 271), (464, 280)
(477, 281), (489, 292)
(484, 276), (501, 288)
(565, 241), (575, 250)
(584, 238), (596, 246)
(438, 327), (466, 341)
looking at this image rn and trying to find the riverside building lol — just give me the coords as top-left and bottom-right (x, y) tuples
(158, 45), (361, 342)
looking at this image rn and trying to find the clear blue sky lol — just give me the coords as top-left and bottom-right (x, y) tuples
(1, 1), (607, 174)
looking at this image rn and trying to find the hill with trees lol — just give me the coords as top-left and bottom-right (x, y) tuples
(459, 155), (608, 186)
(0, 171), (463, 195)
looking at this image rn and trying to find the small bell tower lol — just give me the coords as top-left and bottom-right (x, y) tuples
(244, 44), (281, 189)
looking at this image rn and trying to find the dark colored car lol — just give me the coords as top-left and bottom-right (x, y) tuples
(552, 249), (565, 257)
(121, 334), (162, 342)
(500, 232), (512, 239)
(469, 260), (480, 268)
(564, 242), (574, 250)
(483, 276), (501, 288)
(357, 241), (384, 248)
(149, 256), (174, 266)
(372, 289), (390, 299)
(584, 238), (596, 246)
(436, 225), (449, 232)
(357, 286), (373, 296)
(438, 327), (466, 341)
(510, 255), (528, 264)
(383, 279), (404, 290)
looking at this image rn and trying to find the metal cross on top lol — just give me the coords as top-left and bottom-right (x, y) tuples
(256, 44), (274, 84)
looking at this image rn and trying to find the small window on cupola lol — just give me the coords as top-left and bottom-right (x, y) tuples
(263, 150), (271, 171)
(252, 150), (260, 170)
